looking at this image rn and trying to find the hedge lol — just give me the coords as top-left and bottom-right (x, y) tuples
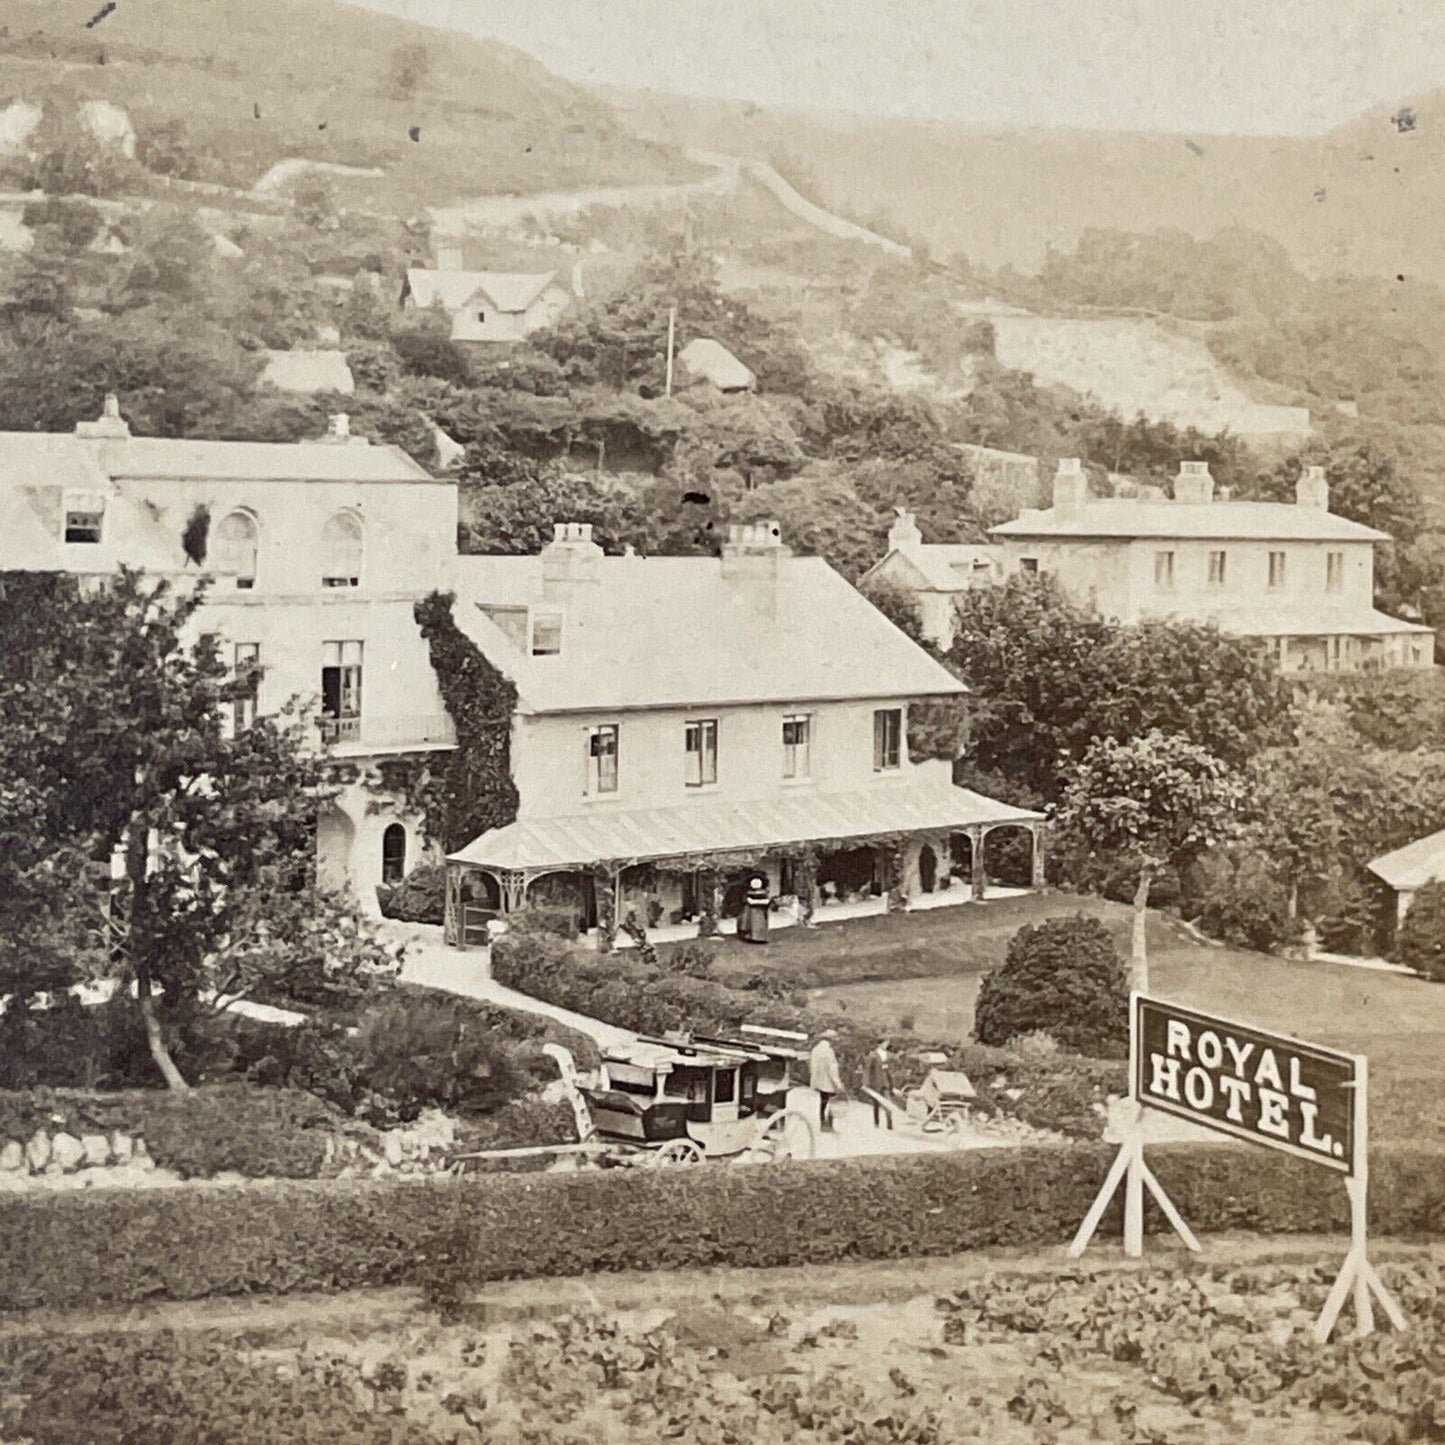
(2, 1142), (1443, 1312)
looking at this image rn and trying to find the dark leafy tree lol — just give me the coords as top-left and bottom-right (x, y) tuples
(1397, 881), (1445, 980)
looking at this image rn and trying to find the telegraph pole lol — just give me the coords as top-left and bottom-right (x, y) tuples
(665, 305), (677, 397)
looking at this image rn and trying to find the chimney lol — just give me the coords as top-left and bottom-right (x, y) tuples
(434, 240), (464, 271)
(720, 520), (791, 590)
(541, 521), (603, 591)
(320, 412), (366, 445)
(1173, 460), (1215, 505)
(1296, 464), (1329, 510)
(1051, 458), (1088, 516)
(74, 392), (131, 441)
(888, 507), (923, 552)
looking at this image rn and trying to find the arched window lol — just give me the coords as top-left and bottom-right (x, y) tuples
(381, 823), (407, 884)
(212, 510), (259, 589)
(321, 511), (363, 588)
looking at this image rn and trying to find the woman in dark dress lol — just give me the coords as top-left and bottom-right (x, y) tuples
(736, 874), (771, 944)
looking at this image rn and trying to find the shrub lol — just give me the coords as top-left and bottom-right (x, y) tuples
(1398, 879), (1445, 979)
(375, 861), (445, 924)
(2, 1142), (1442, 1311)
(973, 914), (1129, 1058)
(1193, 848), (1295, 953)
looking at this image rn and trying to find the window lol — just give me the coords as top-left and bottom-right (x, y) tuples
(214, 510), (258, 590)
(531, 612), (563, 656)
(1019, 557), (1039, 575)
(64, 492), (105, 544)
(381, 823), (407, 884)
(783, 713), (812, 779)
(873, 708), (902, 771)
(320, 640), (362, 743)
(1268, 551), (1287, 589)
(587, 724), (619, 795)
(714, 1067), (737, 1105)
(482, 606), (528, 650)
(475, 310), (486, 324)
(1208, 550), (1227, 588)
(232, 643), (260, 734)
(1327, 551), (1344, 594)
(321, 511), (362, 588)
(1154, 550), (1175, 591)
(685, 719), (718, 788)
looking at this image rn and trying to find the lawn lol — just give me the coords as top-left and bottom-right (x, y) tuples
(710, 890), (1445, 1146)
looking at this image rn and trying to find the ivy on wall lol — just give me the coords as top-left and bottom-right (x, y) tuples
(181, 505), (210, 567)
(414, 591), (520, 853)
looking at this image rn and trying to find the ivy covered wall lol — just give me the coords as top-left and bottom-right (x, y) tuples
(413, 591), (520, 852)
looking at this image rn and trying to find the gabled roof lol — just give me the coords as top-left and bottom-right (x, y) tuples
(260, 349), (356, 396)
(872, 543), (1003, 593)
(452, 552), (965, 714)
(1368, 828), (1445, 891)
(678, 338), (755, 391)
(405, 268), (559, 315)
(992, 498), (1387, 543)
(98, 436), (434, 483)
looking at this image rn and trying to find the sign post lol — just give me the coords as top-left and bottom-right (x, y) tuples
(1070, 993), (1405, 1342)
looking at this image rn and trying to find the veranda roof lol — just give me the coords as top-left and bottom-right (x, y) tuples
(1367, 828), (1445, 892)
(448, 779), (1042, 873)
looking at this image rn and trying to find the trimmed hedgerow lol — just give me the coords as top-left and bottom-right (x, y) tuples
(1, 1142), (1442, 1312)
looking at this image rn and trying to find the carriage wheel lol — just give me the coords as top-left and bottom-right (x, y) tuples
(652, 1138), (705, 1169)
(741, 1108), (816, 1164)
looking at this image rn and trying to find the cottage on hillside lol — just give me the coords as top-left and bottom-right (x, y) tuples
(677, 338), (756, 394)
(401, 266), (573, 345)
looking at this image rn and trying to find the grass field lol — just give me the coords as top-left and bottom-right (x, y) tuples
(710, 890), (1445, 1146)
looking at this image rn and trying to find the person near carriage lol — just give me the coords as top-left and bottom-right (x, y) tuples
(863, 1039), (896, 1130)
(736, 873), (771, 944)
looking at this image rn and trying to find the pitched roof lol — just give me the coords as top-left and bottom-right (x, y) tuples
(1368, 828), (1445, 891)
(992, 498), (1387, 543)
(97, 436), (434, 483)
(678, 338), (755, 391)
(884, 543), (1003, 593)
(452, 552), (965, 714)
(405, 268), (558, 315)
(449, 773), (1037, 870)
(1205, 605), (1433, 638)
(260, 349), (356, 396)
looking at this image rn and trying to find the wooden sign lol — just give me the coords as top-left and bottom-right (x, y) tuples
(1134, 997), (1355, 1172)
(1070, 993), (1405, 1343)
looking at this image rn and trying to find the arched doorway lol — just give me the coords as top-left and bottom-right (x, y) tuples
(918, 843), (939, 894)
(983, 825), (1036, 889)
(949, 832), (974, 890)
(317, 804), (356, 892)
(381, 823), (407, 884)
(529, 870), (598, 934)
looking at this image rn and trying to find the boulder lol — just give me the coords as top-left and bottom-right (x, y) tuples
(50, 1133), (86, 1173)
(80, 1133), (112, 1167)
(24, 1131), (51, 1173)
(0, 1140), (24, 1172)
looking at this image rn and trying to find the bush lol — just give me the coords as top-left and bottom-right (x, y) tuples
(2, 1142), (1442, 1311)
(973, 914), (1129, 1057)
(1398, 879), (1445, 979)
(375, 861), (445, 924)
(1193, 848), (1295, 953)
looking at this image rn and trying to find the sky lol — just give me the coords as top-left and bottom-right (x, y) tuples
(355, 0), (1445, 136)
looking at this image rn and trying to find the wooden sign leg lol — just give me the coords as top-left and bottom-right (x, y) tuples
(1069, 1121), (1200, 1259)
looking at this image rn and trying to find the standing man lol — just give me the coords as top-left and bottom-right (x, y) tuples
(864, 1039), (895, 1130)
(808, 1028), (842, 1133)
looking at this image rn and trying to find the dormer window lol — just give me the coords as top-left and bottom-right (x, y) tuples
(64, 492), (105, 544)
(321, 510), (363, 588)
(531, 612), (563, 656)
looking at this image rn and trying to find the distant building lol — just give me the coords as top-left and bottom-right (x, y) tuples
(260, 349), (356, 396)
(990, 459), (1434, 672)
(442, 521), (1041, 949)
(400, 267), (573, 345)
(860, 511), (1002, 650)
(677, 337), (756, 394)
(1367, 828), (1445, 951)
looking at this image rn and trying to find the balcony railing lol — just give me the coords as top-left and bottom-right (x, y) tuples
(318, 713), (457, 750)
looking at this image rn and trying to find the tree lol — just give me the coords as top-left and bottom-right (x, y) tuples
(1054, 731), (1246, 989)
(0, 572), (397, 1089)
(1396, 881), (1445, 980)
(973, 914), (1129, 1058)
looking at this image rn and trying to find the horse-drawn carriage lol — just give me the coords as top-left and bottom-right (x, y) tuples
(450, 1025), (816, 1173)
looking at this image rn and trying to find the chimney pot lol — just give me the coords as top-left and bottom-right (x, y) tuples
(541, 519), (603, 589)
(1296, 464), (1330, 510)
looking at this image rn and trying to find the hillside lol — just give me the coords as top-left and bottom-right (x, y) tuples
(0, 0), (693, 208)
(603, 85), (1445, 287)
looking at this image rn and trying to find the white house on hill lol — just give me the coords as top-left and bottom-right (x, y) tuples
(442, 521), (1042, 949)
(401, 267), (573, 345)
